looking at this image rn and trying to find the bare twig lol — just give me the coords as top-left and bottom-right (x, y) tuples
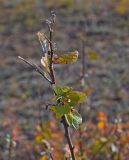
(61, 116), (76, 160)
(47, 23), (55, 84)
(18, 56), (52, 84)
(8, 136), (13, 160)
(49, 152), (54, 160)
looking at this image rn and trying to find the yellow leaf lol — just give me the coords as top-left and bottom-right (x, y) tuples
(97, 121), (105, 130)
(51, 106), (62, 118)
(53, 50), (79, 64)
(40, 155), (48, 160)
(115, 0), (129, 14)
(35, 134), (43, 144)
(88, 51), (99, 60)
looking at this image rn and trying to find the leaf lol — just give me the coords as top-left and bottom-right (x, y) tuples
(90, 140), (102, 154)
(51, 106), (62, 118)
(53, 85), (72, 97)
(115, 0), (128, 15)
(65, 110), (82, 129)
(66, 91), (86, 106)
(41, 53), (50, 73)
(72, 117), (79, 129)
(40, 155), (48, 160)
(53, 50), (79, 64)
(88, 50), (99, 60)
(37, 32), (46, 41)
(35, 134), (43, 144)
(71, 110), (82, 129)
(97, 121), (105, 130)
(51, 104), (71, 118)
(65, 114), (73, 126)
(72, 110), (82, 124)
(56, 104), (71, 115)
(53, 85), (86, 107)
(53, 85), (63, 95)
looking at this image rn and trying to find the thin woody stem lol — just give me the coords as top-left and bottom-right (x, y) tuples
(8, 139), (12, 160)
(47, 24), (55, 84)
(61, 116), (76, 160)
(19, 17), (76, 160)
(18, 56), (52, 83)
(47, 23), (76, 160)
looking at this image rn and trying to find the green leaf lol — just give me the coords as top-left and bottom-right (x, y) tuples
(72, 117), (79, 129)
(76, 91), (86, 104)
(53, 85), (71, 96)
(88, 50), (99, 60)
(71, 110), (82, 129)
(50, 106), (62, 118)
(53, 85), (86, 108)
(66, 91), (86, 106)
(56, 104), (71, 115)
(51, 104), (71, 118)
(65, 114), (73, 126)
(62, 86), (72, 94)
(53, 85), (63, 95)
(90, 142), (102, 154)
(72, 110), (82, 124)
(53, 50), (79, 64)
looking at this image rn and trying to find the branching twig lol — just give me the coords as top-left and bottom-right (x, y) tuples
(18, 14), (76, 160)
(18, 56), (52, 84)
(46, 18), (76, 160)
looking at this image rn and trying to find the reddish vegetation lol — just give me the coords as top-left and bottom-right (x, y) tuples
(34, 112), (129, 159)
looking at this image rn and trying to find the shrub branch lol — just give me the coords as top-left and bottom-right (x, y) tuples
(18, 14), (76, 160)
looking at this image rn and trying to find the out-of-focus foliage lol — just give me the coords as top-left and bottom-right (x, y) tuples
(45, 0), (74, 8)
(114, 0), (129, 14)
(35, 120), (64, 159)
(35, 112), (129, 160)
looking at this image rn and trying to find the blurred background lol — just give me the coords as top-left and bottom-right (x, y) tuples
(0, 0), (129, 159)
